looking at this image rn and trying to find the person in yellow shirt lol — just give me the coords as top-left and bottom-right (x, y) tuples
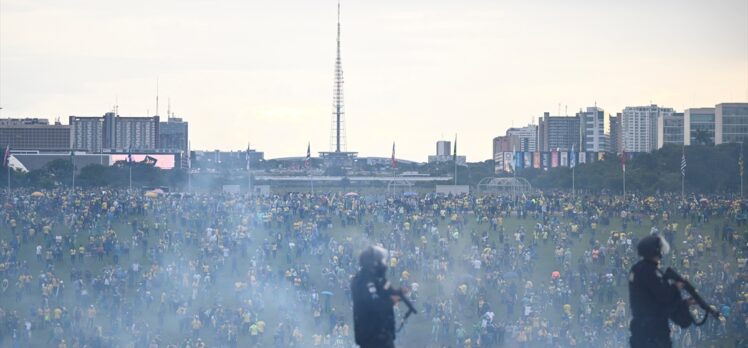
(86, 305), (96, 328)
(191, 316), (202, 339)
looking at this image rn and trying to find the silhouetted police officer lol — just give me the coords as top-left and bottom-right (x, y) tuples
(629, 234), (692, 348)
(352, 246), (399, 348)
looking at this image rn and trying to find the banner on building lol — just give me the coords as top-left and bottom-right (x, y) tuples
(524, 152), (532, 168)
(504, 152), (514, 173)
(514, 152), (523, 170)
(551, 150), (559, 168)
(494, 152), (504, 174)
(587, 152), (596, 163)
(541, 152), (550, 170)
(569, 150), (577, 168)
(578, 152), (586, 164)
(560, 151), (568, 167)
(533, 152), (541, 169)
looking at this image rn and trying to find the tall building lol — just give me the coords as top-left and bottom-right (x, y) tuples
(436, 141), (451, 157)
(657, 112), (684, 148)
(621, 105), (674, 152)
(506, 125), (538, 152)
(0, 118), (70, 150)
(577, 107), (606, 152)
(159, 117), (189, 154)
(683, 107), (716, 145)
(609, 113), (622, 153)
(493, 135), (518, 154)
(537, 112), (580, 151)
(70, 112), (160, 152)
(716, 103), (748, 144)
(69, 116), (104, 152)
(429, 140), (465, 164)
(0, 118), (50, 126)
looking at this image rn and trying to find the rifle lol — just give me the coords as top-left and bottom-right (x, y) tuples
(663, 267), (721, 326)
(387, 288), (418, 332)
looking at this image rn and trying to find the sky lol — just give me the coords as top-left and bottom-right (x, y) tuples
(1, 0), (747, 161)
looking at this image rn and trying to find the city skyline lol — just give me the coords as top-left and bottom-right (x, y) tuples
(1, 0), (746, 161)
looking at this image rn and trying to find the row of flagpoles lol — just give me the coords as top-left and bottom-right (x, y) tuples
(3, 140), (744, 200)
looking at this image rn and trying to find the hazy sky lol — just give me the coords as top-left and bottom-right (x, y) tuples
(1, 0), (747, 161)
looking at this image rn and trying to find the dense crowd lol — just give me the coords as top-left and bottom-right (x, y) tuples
(0, 187), (746, 347)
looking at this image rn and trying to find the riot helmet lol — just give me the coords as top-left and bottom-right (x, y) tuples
(359, 245), (388, 276)
(637, 234), (670, 259)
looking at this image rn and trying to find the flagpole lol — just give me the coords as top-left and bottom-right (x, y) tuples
(71, 152), (75, 193)
(4, 146), (10, 202)
(247, 143), (252, 197)
(453, 135), (457, 186)
(187, 141), (192, 192)
(622, 162), (626, 201)
(681, 146), (685, 202)
(572, 164), (575, 199)
(741, 142), (744, 198)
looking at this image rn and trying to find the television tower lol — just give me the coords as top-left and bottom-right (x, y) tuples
(330, 1), (346, 153)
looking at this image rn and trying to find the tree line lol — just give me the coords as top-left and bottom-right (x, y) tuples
(2, 143), (745, 194)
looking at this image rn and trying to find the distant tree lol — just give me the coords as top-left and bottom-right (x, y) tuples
(694, 129), (713, 146)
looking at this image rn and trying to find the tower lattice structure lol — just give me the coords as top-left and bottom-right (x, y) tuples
(330, 1), (346, 153)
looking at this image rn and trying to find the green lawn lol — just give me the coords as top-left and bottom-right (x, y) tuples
(0, 204), (742, 347)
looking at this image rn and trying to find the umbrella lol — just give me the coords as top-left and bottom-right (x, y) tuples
(403, 192), (417, 197)
(144, 191), (158, 198)
(31, 192), (44, 197)
(320, 291), (334, 296)
(344, 192), (359, 197)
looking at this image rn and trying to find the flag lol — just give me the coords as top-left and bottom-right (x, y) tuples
(2, 145), (10, 168)
(619, 150), (626, 173)
(246, 143), (251, 171)
(740, 146), (745, 179)
(453, 135), (457, 163)
(391, 142), (396, 168)
(680, 147), (687, 177)
(127, 147), (133, 166)
(305, 142), (311, 169)
(186, 141), (192, 169)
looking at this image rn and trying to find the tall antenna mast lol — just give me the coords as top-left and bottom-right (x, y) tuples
(330, 0), (347, 153)
(167, 97), (171, 120)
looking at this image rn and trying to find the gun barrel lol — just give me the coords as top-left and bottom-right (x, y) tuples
(665, 268), (721, 319)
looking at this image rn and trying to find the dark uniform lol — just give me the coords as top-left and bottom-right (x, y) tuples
(352, 246), (396, 348)
(629, 254), (681, 347)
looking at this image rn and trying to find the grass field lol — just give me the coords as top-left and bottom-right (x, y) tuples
(0, 199), (742, 347)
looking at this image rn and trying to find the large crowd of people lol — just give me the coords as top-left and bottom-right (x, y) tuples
(0, 187), (745, 347)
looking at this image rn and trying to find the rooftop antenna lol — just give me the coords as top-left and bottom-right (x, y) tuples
(167, 97), (171, 120)
(565, 105), (568, 116)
